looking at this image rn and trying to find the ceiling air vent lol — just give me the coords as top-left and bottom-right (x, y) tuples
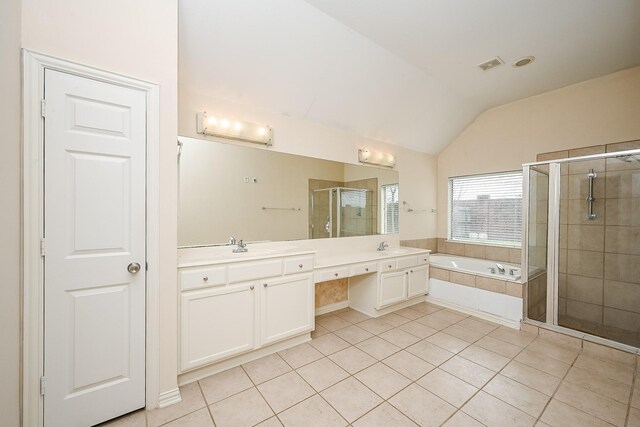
(477, 56), (504, 71)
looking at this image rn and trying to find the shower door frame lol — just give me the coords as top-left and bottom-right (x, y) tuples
(523, 148), (640, 352)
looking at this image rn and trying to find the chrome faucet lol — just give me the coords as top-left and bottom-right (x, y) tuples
(228, 236), (237, 245)
(377, 241), (389, 251)
(232, 239), (248, 253)
(496, 263), (506, 274)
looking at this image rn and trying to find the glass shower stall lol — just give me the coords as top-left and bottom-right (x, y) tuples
(523, 148), (640, 349)
(310, 187), (374, 239)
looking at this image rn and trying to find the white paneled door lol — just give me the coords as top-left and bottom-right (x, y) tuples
(43, 69), (146, 427)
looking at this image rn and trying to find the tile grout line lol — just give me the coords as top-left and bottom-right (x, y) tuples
(450, 332), (534, 426)
(623, 355), (638, 427)
(531, 341), (581, 426)
(196, 380), (217, 427)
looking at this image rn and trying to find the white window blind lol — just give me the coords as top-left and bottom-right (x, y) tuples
(381, 184), (399, 234)
(449, 171), (522, 246)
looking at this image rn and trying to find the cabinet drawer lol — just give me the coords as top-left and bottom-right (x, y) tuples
(284, 256), (314, 275)
(228, 259), (283, 283)
(315, 267), (350, 283)
(180, 266), (227, 291)
(380, 260), (397, 272)
(417, 254), (430, 265)
(350, 262), (378, 276)
(397, 255), (418, 269)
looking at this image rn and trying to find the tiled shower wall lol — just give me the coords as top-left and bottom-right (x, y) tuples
(537, 140), (640, 339)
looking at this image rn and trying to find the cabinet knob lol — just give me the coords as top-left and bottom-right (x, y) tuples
(388, 265), (392, 268)
(299, 264), (303, 268)
(365, 268), (369, 272)
(263, 283), (268, 287)
(203, 276), (208, 282)
(410, 270), (414, 273)
(424, 258), (427, 262)
(250, 285), (254, 290)
(334, 273), (339, 277)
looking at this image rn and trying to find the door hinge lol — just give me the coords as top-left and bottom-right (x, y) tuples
(41, 99), (46, 118)
(145, 262), (148, 271)
(40, 238), (46, 257)
(40, 376), (45, 396)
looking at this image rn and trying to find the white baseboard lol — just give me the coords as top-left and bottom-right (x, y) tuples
(315, 301), (349, 316)
(157, 388), (182, 408)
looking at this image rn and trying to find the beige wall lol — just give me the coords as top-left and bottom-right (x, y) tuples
(437, 65), (640, 237)
(179, 91), (438, 241)
(0, 0), (22, 424)
(22, 0), (179, 399)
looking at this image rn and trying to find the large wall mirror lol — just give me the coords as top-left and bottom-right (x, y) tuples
(178, 136), (399, 247)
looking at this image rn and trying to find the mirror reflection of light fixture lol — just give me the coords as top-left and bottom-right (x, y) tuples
(196, 112), (273, 145)
(358, 148), (396, 168)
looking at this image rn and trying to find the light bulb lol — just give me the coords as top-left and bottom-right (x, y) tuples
(207, 116), (217, 125)
(220, 119), (230, 128)
(234, 122), (242, 130)
(258, 127), (266, 135)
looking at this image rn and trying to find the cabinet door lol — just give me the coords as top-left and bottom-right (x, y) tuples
(261, 273), (314, 345)
(378, 271), (407, 308)
(408, 265), (429, 298)
(181, 283), (257, 371)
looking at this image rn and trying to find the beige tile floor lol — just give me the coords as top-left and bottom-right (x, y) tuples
(102, 302), (640, 427)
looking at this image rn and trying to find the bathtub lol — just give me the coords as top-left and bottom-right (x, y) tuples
(430, 254), (522, 282)
(428, 254), (524, 326)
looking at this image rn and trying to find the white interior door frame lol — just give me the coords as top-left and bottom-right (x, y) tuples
(22, 50), (161, 427)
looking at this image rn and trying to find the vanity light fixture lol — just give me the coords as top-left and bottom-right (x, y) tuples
(358, 148), (396, 168)
(196, 112), (273, 145)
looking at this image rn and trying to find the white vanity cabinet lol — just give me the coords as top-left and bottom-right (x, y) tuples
(261, 274), (314, 345)
(349, 251), (430, 317)
(407, 264), (429, 298)
(378, 271), (407, 308)
(178, 252), (315, 373)
(180, 282), (258, 371)
(378, 264), (430, 308)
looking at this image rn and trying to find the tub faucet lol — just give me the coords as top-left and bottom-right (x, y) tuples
(228, 236), (237, 245)
(496, 263), (506, 274)
(377, 241), (389, 251)
(232, 239), (248, 253)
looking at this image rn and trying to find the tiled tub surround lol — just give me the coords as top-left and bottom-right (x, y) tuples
(115, 302), (640, 427)
(436, 238), (522, 264)
(536, 141), (640, 348)
(428, 254), (524, 326)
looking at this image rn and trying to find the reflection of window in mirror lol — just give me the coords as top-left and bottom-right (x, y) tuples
(381, 184), (399, 234)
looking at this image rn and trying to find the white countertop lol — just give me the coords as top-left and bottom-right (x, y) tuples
(314, 247), (431, 268)
(178, 242), (430, 269)
(177, 245), (315, 268)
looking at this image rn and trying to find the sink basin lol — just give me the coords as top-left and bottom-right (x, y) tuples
(378, 248), (411, 256)
(229, 249), (276, 256)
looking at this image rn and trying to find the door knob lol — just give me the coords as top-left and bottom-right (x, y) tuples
(128, 262), (141, 274)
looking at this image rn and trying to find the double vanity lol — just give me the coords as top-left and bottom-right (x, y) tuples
(177, 242), (430, 383)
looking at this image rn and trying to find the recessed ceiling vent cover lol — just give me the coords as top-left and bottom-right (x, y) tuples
(477, 56), (504, 71)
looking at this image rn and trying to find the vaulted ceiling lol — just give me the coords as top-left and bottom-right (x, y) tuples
(179, 0), (640, 154)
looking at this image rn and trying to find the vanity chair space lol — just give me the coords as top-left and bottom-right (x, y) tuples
(178, 247), (316, 382)
(315, 247), (431, 317)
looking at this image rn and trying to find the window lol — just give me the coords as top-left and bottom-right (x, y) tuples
(449, 171), (522, 246)
(381, 184), (399, 234)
